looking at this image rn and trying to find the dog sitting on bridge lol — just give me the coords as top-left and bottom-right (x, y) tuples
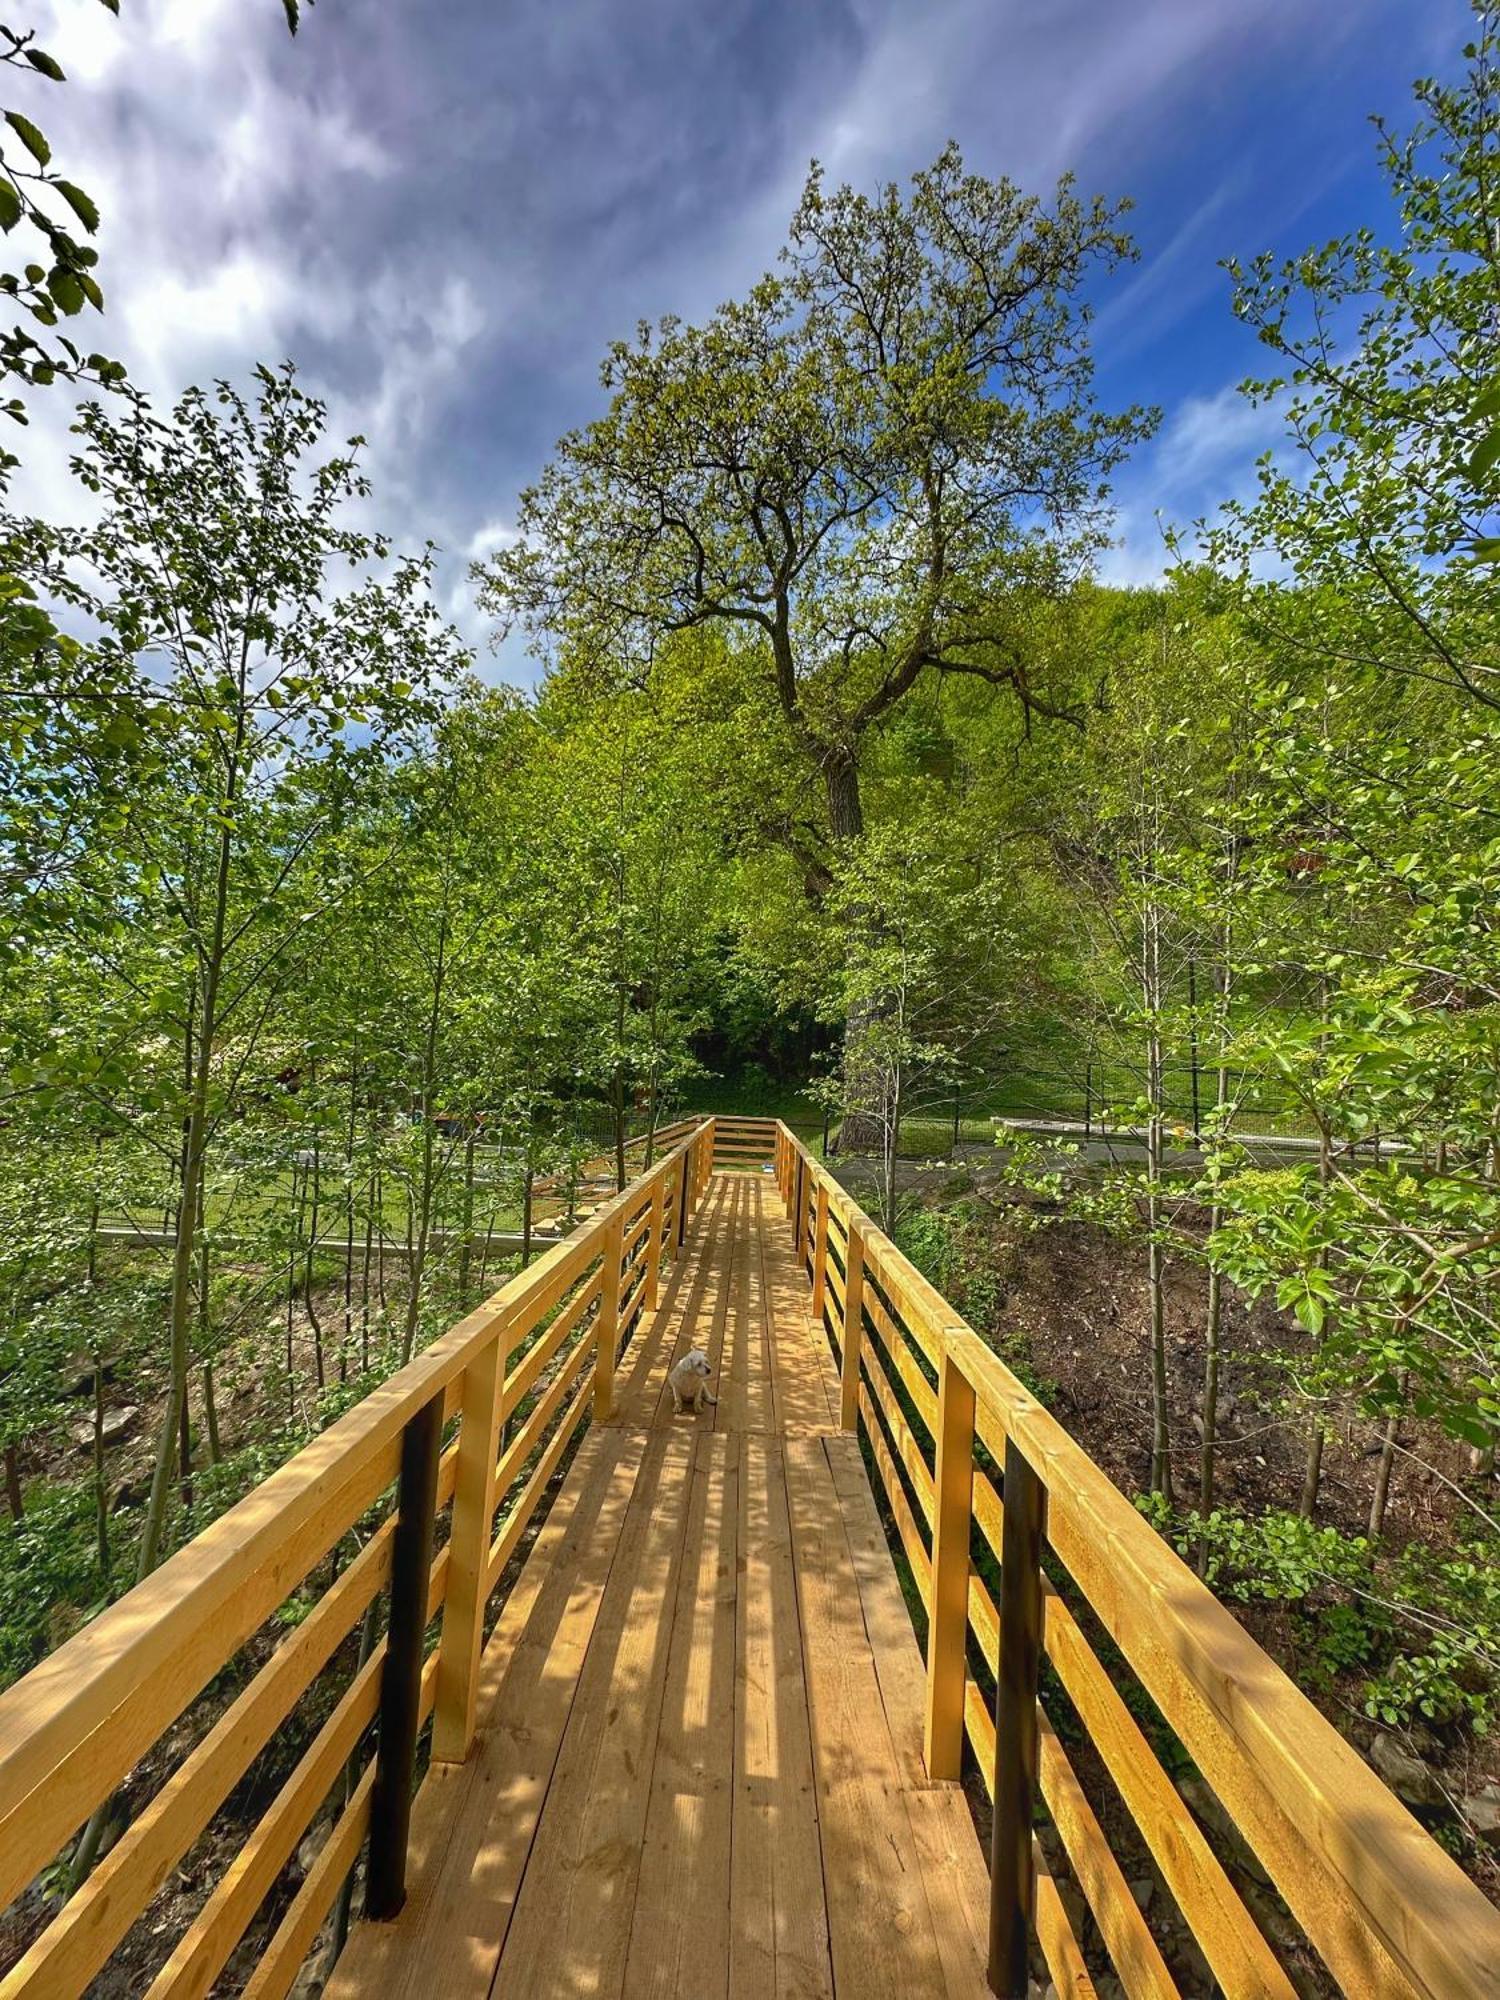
(668, 1348), (718, 1415)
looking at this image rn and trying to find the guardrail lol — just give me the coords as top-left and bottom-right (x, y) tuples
(0, 1120), (717, 1999)
(708, 1115), (776, 1170)
(772, 1120), (1500, 1999)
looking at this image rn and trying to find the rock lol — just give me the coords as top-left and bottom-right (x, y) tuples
(1127, 1875), (1156, 1916)
(1463, 1784), (1500, 1843)
(112, 1476), (150, 1513)
(1367, 1732), (1444, 1810)
(67, 1360), (117, 1397)
(288, 1959), (325, 2000)
(1242, 1881), (1303, 1957)
(72, 1405), (139, 1452)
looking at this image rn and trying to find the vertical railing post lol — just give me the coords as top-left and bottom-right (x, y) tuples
(989, 1436), (1046, 1998)
(810, 1179), (830, 1323)
(596, 1209), (624, 1420)
(646, 1171), (666, 1309)
(676, 1146), (690, 1250)
(366, 1389), (443, 1919)
(839, 1218), (866, 1431)
(793, 1153), (806, 1260)
(925, 1345), (976, 1780)
(432, 1324), (508, 1765)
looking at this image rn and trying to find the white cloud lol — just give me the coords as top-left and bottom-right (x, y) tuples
(1100, 379), (1288, 585)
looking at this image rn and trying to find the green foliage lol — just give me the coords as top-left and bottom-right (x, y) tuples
(0, 2), (306, 484)
(1143, 1498), (1500, 1733)
(0, 1480), (108, 1682)
(1218, 0), (1500, 711)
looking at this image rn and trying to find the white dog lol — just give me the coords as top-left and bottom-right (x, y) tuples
(668, 1348), (717, 1414)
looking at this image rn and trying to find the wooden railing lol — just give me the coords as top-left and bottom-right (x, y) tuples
(0, 1120), (717, 2000)
(709, 1114), (777, 1170)
(773, 1120), (1500, 2000)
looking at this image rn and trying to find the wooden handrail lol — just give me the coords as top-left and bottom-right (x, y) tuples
(774, 1120), (1500, 2000)
(0, 1120), (717, 1999)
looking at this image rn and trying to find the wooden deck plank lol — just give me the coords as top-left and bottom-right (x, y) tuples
(492, 1430), (696, 1995)
(782, 1435), (968, 1998)
(621, 1431), (738, 2000)
(755, 1181), (842, 1437)
(723, 1176), (774, 1436)
(824, 1432), (993, 1991)
(328, 1426), (647, 1999)
(729, 1435), (834, 2000)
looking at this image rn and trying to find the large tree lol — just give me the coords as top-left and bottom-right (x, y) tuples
(477, 144), (1153, 876)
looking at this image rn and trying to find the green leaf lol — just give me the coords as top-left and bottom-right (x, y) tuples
(48, 271), (84, 317)
(1471, 535), (1500, 562)
(1468, 424), (1500, 484)
(53, 182), (99, 233)
(24, 48), (66, 82)
(4, 112), (50, 166)
(0, 180), (21, 232)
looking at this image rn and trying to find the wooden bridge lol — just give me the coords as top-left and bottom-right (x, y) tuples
(1, 1119), (1497, 1998)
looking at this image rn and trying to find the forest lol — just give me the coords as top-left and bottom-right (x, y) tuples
(1, 0), (1499, 1974)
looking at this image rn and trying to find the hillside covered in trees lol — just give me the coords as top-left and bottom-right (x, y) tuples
(2, 0), (1499, 1980)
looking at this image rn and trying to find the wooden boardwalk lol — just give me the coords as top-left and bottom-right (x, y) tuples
(330, 1172), (992, 1999)
(7, 1119), (1498, 1998)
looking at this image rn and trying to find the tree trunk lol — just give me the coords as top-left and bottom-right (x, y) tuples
(458, 1120), (476, 1300)
(92, 1357), (110, 1577)
(1299, 1425), (1325, 1520)
(1143, 897), (1173, 1504)
(880, 1061), (903, 1235)
(1368, 1373), (1407, 1538)
(285, 1156), (301, 1423)
(375, 1167), (387, 1312)
(177, 1386), (193, 1518)
(823, 744), (886, 1157)
(343, 1061), (358, 1376)
(202, 1360), (222, 1466)
(1198, 950), (1232, 1563)
(402, 917), (449, 1365)
(1300, 995), (1335, 1522)
(87, 1148), (108, 1569)
(305, 1136), (325, 1391)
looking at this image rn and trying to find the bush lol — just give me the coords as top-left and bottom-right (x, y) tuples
(1139, 1499), (1499, 1734)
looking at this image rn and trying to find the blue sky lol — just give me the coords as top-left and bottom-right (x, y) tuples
(22, 0), (1457, 674)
